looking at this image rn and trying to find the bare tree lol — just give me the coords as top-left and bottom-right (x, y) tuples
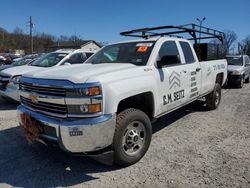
(238, 35), (250, 55)
(223, 30), (237, 53)
(13, 27), (24, 35)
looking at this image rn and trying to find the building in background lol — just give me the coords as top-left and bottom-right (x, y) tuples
(49, 40), (101, 51)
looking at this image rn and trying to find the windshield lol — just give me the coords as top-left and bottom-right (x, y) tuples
(227, 57), (243, 66)
(12, 59), (32, 66)
(85, 42), (155, 66)
(30, 52), (67, 67)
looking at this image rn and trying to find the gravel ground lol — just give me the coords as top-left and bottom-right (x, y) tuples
(0, 84), (249, 188)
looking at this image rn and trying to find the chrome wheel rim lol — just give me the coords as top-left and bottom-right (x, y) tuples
(122, 121), (146, 156)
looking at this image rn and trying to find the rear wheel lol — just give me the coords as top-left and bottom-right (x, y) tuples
(205, 83), (221, 110)
(113, 108), (152, 166)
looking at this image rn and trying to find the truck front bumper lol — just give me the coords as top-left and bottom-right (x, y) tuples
(17, 105), (116, 153)
(0, 84), (20, 102)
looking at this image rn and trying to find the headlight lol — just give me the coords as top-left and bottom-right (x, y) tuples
(66, 86), (101, 97)
(10, 75), (21, 85)
(81, 86), (101, 96)
(66, 84), (103, 116)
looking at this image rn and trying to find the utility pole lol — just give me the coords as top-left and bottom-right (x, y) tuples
(196, 17), (206, 43)
(1, 31), (4, 48)
(29, 16), (34, 53)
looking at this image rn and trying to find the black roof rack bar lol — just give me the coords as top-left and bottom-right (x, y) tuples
(120, 24), (224, 61)
(120, 23), (224, 43)
(188, 36), (223, 41)
(145, 30), (188, 38)
(179, 24), (224, 40)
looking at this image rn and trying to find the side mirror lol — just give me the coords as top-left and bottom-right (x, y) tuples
(157, 55), (180, 68)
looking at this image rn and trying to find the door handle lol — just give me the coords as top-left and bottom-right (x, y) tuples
(196, 68), (201, 72)
(181, 70), (187, 74)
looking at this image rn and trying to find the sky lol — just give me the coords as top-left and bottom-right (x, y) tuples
(0, 0), (250, 44)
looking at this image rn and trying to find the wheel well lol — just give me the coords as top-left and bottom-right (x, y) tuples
(117, 92), (154, 120)
(216, 73), (224, 86)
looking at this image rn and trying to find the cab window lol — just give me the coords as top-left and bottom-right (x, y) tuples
(159, 41), (181, 65)
(86, 52), (94, 58)
(180, 42), (195, 64)
(244, 56), (250, 66)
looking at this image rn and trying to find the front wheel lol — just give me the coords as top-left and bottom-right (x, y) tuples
(237, 77), (244, 88)
(113, 108), (152, 166)
(245, 76), (250, 83)
(205, 83), (221, 110)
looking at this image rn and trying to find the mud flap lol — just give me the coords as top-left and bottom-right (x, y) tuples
(72, 150), (114, 166)
(87, 151), (114, 166)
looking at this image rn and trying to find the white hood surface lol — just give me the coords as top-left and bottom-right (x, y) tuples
(24, 63), (139, 83)
(1, 65), (46, 77)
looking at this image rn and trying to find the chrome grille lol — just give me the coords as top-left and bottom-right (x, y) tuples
(21, 96), (67, 116)
(0, 73), (11, 90)
(19, 83), (66, 97)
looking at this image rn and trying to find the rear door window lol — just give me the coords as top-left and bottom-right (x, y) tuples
(180, 42), (195, 64)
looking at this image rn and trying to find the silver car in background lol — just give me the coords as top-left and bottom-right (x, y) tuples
(227, 55), (250, 88)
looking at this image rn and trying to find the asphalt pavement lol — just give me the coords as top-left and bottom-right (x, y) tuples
(0, 84), (249, 188)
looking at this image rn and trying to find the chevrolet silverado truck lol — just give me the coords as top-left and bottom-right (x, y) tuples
(17, 24), (227, 166)
(0, 49), (95, 102)
(226, 55), (250, 88)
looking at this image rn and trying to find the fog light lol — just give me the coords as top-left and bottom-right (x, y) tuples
(80, 104), (89, 113)
(88, 103), (101, 113)
(79, 103), (101, 113)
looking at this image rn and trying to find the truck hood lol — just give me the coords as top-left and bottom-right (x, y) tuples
(228, 65), (243, 72)
(1, 65), (46, 77)
(24, 63), (139, 83)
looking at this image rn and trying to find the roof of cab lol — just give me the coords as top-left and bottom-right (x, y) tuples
(53, 48), (96, 54)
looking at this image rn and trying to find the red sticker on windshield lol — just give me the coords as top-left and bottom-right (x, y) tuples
(137, 46), (148, 53)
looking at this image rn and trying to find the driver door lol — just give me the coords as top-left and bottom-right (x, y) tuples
(157, 41), (189, 113)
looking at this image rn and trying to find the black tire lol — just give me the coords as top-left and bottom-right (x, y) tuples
(237, 77), (244, 88)
(205, 83), (221, 110)
(113, 108), (152, 166)
(245, 76), (250, 83)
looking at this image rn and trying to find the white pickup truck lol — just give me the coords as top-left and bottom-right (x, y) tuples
(17, 24), (227, 166)
(0, 49), (95, 102)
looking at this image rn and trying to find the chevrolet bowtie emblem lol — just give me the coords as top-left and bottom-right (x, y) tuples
(29, 93), (38, 103)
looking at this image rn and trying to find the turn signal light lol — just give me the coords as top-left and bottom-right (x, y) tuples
(88, 103), (101, 113)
